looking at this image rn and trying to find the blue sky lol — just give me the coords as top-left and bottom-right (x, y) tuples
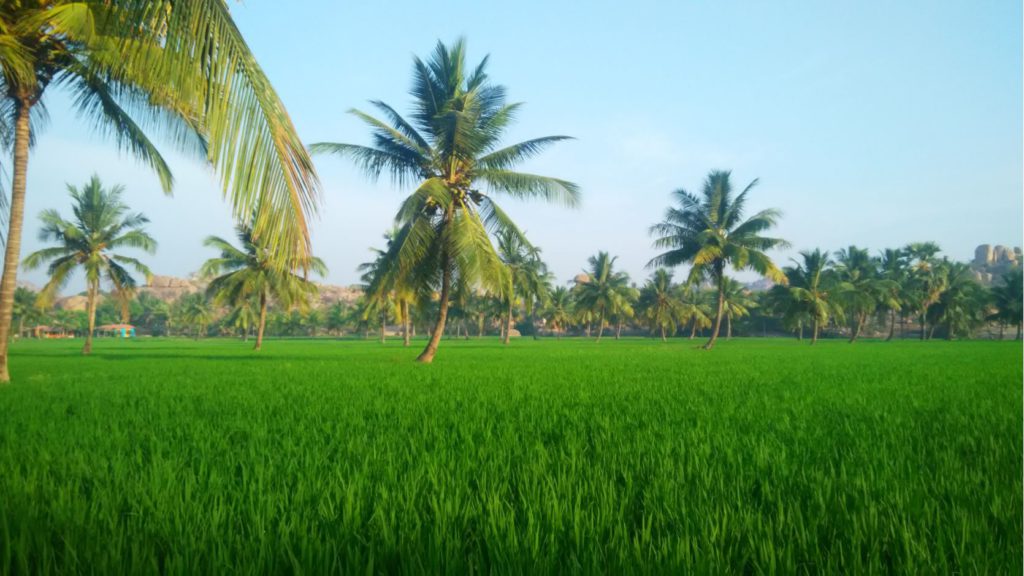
(19, 0), (1023, 291)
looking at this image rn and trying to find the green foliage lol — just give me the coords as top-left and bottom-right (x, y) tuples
(0, 338), (1019, 573)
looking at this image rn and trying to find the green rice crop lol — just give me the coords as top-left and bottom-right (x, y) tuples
(0, 338), (1019, 574)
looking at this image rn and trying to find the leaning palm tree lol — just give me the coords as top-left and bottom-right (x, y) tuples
(0, 1), (320, 382)
(649, 170), (788, 349)
(311, 38), (578, 363)
(573, 252), (633, 342)
(23, 176), (154, 354)
(200, 220), (326, 351)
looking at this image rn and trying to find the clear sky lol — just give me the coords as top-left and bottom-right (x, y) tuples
(19, 0), (1023, 291)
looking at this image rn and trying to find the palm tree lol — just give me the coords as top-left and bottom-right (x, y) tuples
(496, 230), (550, 343)
(990, 268), (1023, 340)
(877, 248), (909, 340)
(545, 286), (574, 339)
(720, 278), (757, 340)
(11, 286), (41, 338)
(358, 245), (398, 344)
(311, 39), (578, 363)
(224, 299), (259, 341)
(573, 252), (632, 342)
(928, 260), (987, 340)
(23, 176), (155, 354)
(638, 269), (685, 341)
(0, 1), (320, 382)
(834, 246), (896, 343)
(678, 286), (714, 339)
(649, 170), (788, 349)
(904, 242), (944, 340)
(177, 293), (213, 340)
(768, 249), (842, 344)
(200, 220), (326, 351)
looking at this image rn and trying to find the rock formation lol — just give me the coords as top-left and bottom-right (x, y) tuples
(971, 244), (1021, 285)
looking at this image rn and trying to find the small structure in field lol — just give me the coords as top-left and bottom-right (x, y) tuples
(97, 324), (136, 338)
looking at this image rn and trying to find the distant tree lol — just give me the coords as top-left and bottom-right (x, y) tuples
(574, 252), (633, 342)
(177, 293), (214, 340)
(834, 246), (897, 343)
(545, 286), (575, 339)
(929, 260), (987, 340)
(638, 269), (686, 341)
(312, 39), (579, 362)
(497, 230), (550, 343)
(769, 249), (842, 344)
(904, 242), (945, 340)
(877, 248), (909, 341)
(989, 268), (1023, 339)
(677, 285), (714, 339)
(325, 302), (348, 336)
(649, 170), (788, 349)
(133, 292), (171, 336)
(12, 287), (43, 338)
(23, 176), (155, 354)
(201, 220), (326, 351)
(720, 278), (757, 339)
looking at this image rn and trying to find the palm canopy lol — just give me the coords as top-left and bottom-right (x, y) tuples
(23, 175), (155, 305)
(312, 38), (578, 362)
(201, 222), (326, 310)
(0, 0), (319, 257)
(649, 171), (788, 284)
(637, 268), (686, 339)
(771, 248), (842, 342)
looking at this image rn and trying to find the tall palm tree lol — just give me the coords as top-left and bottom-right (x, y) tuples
(990, 268), (1023, 340)
(638, 269), (685, 341)
(573, 252), (632, 342)
(200, 220), (326, 351)
(311, 39), (578, 363)
(0, 1), (320, 382)
(23, 176), (154, 354)
(649, 170), (788, 349)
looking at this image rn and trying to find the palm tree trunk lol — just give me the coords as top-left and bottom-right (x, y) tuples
(417, 253), (451, 363)
(704, 273), (726, 350)
(615, 320), (622, 340)
(596, 311), (605, 342)
(0, 101), (33, 382)
(928, 323), (937, 340)
(379, 313), (386, 344)
(660, 326), (666, 342)
(503, 299), (513, 345)
(83, 283), (98, 355)
(477, 315), (485, 338)
(1016, 323), (1022, 341)
(403, 301), (411, 347)
(255, 291), (268, 351)
(726, 314), (732, 340)
(920, 310), (927, 340)
(850, 314), (863, 343)
(811, 319), (819, 345)
(886, 309), (896, 341)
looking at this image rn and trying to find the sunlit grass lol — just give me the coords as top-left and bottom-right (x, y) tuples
(0, 338), (1019, 573)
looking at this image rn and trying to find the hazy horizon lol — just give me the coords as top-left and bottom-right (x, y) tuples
(16, 1), (1022, 294)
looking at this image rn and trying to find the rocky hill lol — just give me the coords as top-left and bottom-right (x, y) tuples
(971, 244), (1021, 285)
